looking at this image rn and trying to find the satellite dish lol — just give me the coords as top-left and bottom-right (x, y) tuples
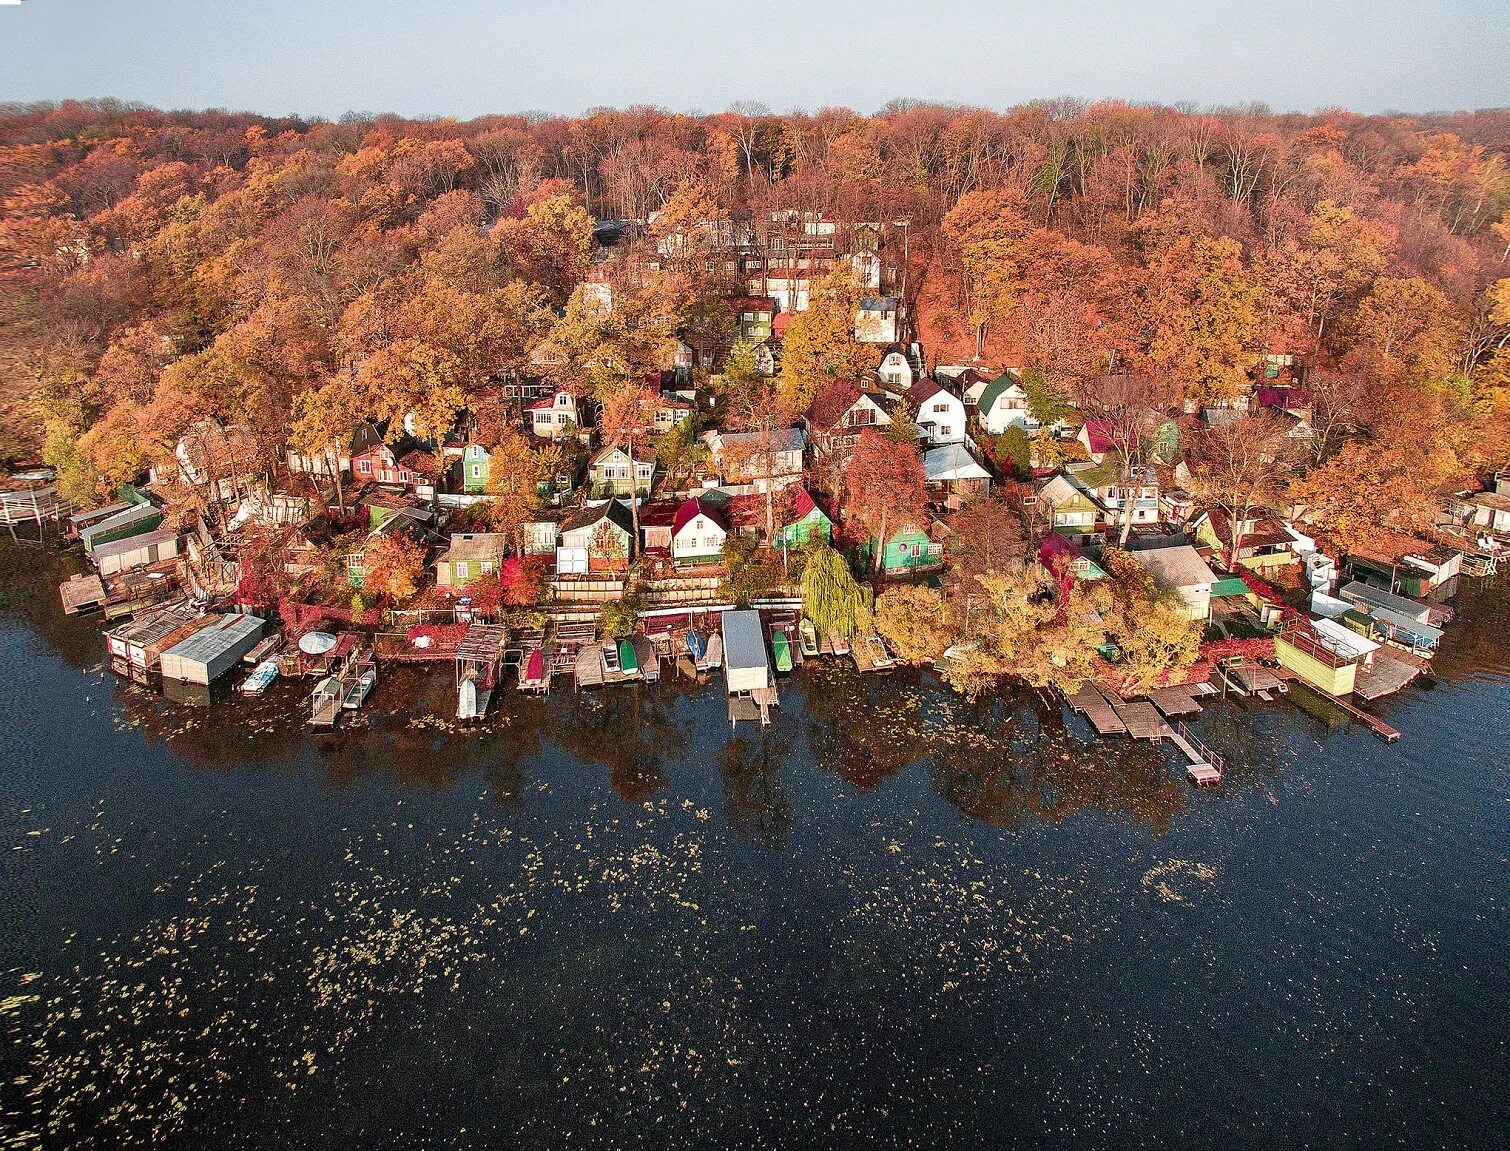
(298, 631), (338, 655)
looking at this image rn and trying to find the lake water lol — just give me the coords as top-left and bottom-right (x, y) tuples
(2, 545), (1506, 1149)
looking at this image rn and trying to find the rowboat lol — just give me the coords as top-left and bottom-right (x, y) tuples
(798, 618), (819, 657)
(618, 637), (639, 674)
(771, 628), (793, 672)
(685, 627), (707, 662)
(521, 647), (545, 688)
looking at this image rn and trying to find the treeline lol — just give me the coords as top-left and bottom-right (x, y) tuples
(1, 97), (1508, 529)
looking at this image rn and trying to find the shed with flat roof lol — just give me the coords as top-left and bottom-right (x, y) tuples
(159, 613), (267, 685)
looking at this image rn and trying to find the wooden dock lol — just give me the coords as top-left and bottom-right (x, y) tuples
(1287, 680), (1401, 742)
(1217, 660), (1287, 700)
(1064, 683), (1127, 735)
(1104, 692), (1164, 739)
(1064, 684), (1224, 785)
(1168, 720), (1223, 785)
(1353, 649), (1421, 701)
(1149, 684), (1202, 718)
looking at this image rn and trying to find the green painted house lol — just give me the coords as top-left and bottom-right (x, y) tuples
(458, 443), (490, 495)
(857, 522), (943, 574)
(773, 490), (832, 549)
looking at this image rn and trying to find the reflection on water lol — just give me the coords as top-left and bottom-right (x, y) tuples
(2, 547), (1507, 1150)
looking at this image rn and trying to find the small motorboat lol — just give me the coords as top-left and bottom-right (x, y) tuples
(798, 618), (819, 657)
(343, 667), (377, 709)
(771, 627), (793, 673)
(602, 641), (621, 672)
(827, 631), (851, 656)
(685, 627), (707, 662)
(618, 637), (639, 675)
(239, 659), (279, 695)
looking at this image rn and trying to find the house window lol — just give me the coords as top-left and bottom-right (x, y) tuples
(358, 459), (371, 474)
(481, 561), (495, 575)
(470, 464), (481, 478)
(455, 561), (469, 580)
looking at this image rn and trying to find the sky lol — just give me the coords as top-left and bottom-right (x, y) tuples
(2, 0), (1507, 120)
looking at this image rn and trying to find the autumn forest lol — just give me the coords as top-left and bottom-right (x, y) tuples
(2, 97), (1508, 569)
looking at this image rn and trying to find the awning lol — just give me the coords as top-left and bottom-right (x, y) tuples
(1210, 577), (1250, 597)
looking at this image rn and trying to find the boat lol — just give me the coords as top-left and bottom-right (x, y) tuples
(603, 641), (620, 672)
(239, 658), (279, 695)
(618, 637), (639, 674)
(827, 631), (851, 656)
(520, 647), (545, 689)
(798, 618), (819, 657)
(685, 627), (707, 662)
(343, 666), (377, 709)
(698, 630), (724, 671)
(457, 671), (481, 720)
(634, 635), (658, 682)
(771, 627), (793, 672)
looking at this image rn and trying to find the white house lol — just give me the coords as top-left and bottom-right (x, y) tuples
(803, 378), (893, 457)
(1065, 461), (1160, 534)
(702, 427), (806, 487)
(558, 499), (635, 571)
(670, 497), (729, 565)
(527, 389), (585, 440)
(1127, 545), (1219, 621)
(877, 347), (914, 390)
(855, 296), (899, 344)
(976, 373), (1038, 436)
(903, 377), (967, 447)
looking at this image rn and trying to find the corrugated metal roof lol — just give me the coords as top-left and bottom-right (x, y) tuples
(161, 613), (265, 665)
(91, 527), (177, 559)
(721, 610), (768, 673)
(79, 501), (157, 540)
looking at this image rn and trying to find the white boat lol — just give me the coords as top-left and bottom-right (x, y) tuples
(342, 667), (377, 709)
(239, 659), (279, 695)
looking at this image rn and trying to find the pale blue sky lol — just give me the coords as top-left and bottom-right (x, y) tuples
(2, 0), (1505, 118)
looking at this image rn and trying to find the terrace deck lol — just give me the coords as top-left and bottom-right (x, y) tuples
(1353, 650), (1421, 701)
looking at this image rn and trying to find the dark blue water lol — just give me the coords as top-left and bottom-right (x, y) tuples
(2, 547), (1506, 1150)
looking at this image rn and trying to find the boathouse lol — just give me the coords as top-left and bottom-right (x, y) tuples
(92, 527), (179, 577)
(1275, 620), (1368, 697)
(78, 502), (163, 556)
(104, 602), (203, 678)
(722, 609), (776, 725)
(158, 613), (267, 687)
